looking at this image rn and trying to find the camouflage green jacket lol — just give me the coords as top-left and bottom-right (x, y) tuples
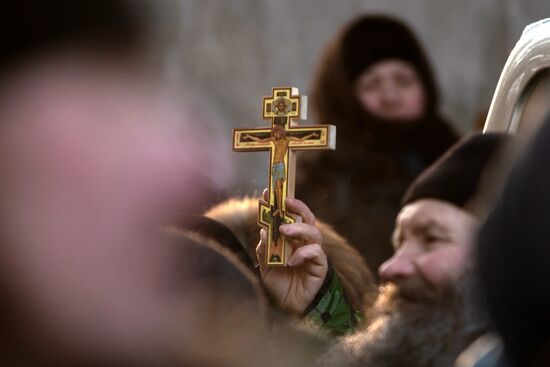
(303, 264), (362, 336)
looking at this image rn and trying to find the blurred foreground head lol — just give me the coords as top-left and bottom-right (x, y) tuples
(0, 1), (235, 366)
(478, 114), (550, 366)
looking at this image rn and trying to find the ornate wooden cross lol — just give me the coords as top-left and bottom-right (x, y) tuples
(233, 87), (336, 267)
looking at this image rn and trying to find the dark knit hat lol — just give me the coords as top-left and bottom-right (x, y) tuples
(401, 133), (509, 208)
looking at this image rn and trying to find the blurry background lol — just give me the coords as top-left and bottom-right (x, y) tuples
(168, 0), (550, 196)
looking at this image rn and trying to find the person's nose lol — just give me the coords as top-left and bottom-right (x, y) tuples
(380, 82), (400, 106)
(378, 246), (417, 283)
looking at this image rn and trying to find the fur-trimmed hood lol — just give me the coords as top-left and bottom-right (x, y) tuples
(204, 197), (377, 312)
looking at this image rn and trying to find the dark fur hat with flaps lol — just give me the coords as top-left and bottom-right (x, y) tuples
(203, 197), (377, 312)
(402, 133), (509, 209)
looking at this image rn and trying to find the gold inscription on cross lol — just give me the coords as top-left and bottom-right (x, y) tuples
(233, 87), (336, 266)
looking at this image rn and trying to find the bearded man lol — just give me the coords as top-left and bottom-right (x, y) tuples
(234, 133), (505, 366)
(312, 133), (509, 367)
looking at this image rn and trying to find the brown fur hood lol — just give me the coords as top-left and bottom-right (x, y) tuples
(204, 197), (377, 311)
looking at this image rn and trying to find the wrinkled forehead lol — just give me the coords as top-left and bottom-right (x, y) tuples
(396, 199), (466, 231)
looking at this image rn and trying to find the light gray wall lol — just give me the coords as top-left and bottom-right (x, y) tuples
(173, 0), (550, 193)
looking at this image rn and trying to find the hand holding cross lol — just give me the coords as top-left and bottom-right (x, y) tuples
(257, 193), (327, 315)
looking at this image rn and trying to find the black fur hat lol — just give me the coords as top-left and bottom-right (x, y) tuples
(402, 133), (509, 208)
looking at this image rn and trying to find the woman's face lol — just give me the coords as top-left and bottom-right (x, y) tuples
(354, 59), (426, 122)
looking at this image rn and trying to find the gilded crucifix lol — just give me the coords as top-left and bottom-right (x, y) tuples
(233, 87), (336, 266)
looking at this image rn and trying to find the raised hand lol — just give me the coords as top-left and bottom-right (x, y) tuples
(256, 192), (327, 315)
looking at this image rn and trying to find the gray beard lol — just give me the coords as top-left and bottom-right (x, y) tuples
(319, 273), (488, 367)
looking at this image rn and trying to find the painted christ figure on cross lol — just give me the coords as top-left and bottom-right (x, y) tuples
(243, 125), (319, 219)
(233, 87), (336, 266)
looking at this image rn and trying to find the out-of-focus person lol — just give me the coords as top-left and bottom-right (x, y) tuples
(297, 15), (459, 272)
(475, 114), (550, 367)
(0, 1), (248, 366)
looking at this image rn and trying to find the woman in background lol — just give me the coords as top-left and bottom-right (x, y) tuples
(298, 15), (459, 272)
